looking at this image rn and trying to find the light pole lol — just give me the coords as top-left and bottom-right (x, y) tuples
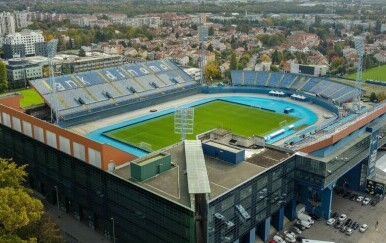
(111, 217), (116, 243)
(54, 186), (59, 216)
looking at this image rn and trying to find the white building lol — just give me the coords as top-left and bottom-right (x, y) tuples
(126, 16), (161, 28)
(4, 29), (44, 56)
(14, 11), (30, 29)
(184, 67), (201, 81)
(0, 12), (16, 35)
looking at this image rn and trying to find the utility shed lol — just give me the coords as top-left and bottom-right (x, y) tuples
(130, 153), (171, 181)
(202, 140), (245, 164)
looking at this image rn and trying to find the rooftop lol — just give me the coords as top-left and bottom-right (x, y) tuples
(113, 143), (291, 209)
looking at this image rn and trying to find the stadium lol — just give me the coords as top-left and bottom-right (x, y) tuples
(0, 59), (385, 243)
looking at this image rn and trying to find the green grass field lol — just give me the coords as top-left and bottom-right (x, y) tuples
(104, 100), (298, 151)
(346, 65), (386, 82)
(18, 88), (44, 108)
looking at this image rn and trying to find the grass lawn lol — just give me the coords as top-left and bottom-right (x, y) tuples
(104, 100), (298, 151)
(18, 88), (44, 108)
(346, 65), (386, 81)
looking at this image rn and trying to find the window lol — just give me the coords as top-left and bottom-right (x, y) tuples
(33, 125), (44, 142)
(59, 136), (71, 154)
(73, 142), (85, 161)
(88, 148), (101, 168)
(2, 112), (11, 127)
(12, 117), (21, 132)
(46, 130), (57, 148)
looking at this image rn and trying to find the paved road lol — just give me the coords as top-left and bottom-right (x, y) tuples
(44, 201), (108, 243)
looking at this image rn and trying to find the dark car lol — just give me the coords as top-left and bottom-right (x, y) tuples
(352, 222), (360, 230)
(296, 236), (305, 242)
(346, 219), (353, 228)
(331, 212), (339, 219)
(343, 192), (351, 199)
(350, 194), (358, 201)
(334, 221), (343, 229)
(309, 213), (321, 221)
(345, 218), (352, 226)
(294, 223), (306, 231)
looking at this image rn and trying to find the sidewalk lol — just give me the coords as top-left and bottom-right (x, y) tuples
(44, 201), (108, 243)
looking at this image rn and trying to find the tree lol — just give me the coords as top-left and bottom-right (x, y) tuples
(230, 52), (238, 70)
(260, 54), (270, 62)
(208, 26), (214, 36)
(0, 159), (44, 242)
(271, 49), (281, 64)
(0, 60), (8, 93)
(78, 48), (86, 57)
(205, 62), (221, 81)
(207, 44), (214, 52)
(369, 92), (377, 102)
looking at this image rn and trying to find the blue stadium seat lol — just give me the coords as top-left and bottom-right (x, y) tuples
(279, 74), (296, 88)
(231, 71), (243, 85)
(244, 71), (256, 86)
(267, 72), (283, 87)
(301, 78), (321, 91)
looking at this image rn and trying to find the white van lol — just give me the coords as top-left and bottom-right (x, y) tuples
(297, 213), (314, 225)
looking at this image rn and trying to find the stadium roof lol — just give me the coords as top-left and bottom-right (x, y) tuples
(184, 140), (211, 194)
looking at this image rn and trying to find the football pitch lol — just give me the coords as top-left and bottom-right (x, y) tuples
(346, 65), (386, 82)
(104, 100), (298, 151)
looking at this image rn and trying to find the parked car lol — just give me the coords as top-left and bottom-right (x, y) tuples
(309, 213), (321, 221)
(327, 218), (336, 225)
(362, 197), (371, 205)
(356, 195), (364, 202)
(359, 224), (368, 232)
(352, 222), (359, 230)
(343, 192), (351, 199)
(340, 225), (348, 232)
(296, 236), (305, 242)
(331, 212), (338, 219)
(283, 233), (296, 243)
(338, 214), (347, 222)
(371, 199), (378, 206)
(346, 228), (354, 235)
(268, 240), (276, 243)
(350, 194), (358, 201)
(273, 235), (286, 243)
(294, 223), (306, 231)
(291, 226), (302, 234)
(345, 219), (353, 228)
(334, 221), (343, 229)
(296, 220), (311, 229)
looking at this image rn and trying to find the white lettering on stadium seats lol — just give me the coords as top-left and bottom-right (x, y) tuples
(127, 69), (138, 77)
(76, 76), (91, 86)
(54, 82), (66, 91)
(105, 71), (117, 80)
(117, 70), (126, 78)
(149, 66), (160, 72)
(160, 64), (169, 70)
(139, 68), (149, 74)
(65, 80), (78, 88)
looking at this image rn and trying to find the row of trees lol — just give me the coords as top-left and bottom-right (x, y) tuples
(0, 61), (7, 93)
(0, 158), (64, 242)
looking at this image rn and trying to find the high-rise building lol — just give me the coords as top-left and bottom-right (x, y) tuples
(3, 29), (44, 57)
(0, 12), (16, 35)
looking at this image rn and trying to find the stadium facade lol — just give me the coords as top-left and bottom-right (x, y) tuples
(0, 60), (385, 243)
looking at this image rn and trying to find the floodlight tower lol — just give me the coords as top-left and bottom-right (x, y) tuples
(354, 36), (364, 111)
(48, 39), (59, 124)
(174, 107), (194, 141)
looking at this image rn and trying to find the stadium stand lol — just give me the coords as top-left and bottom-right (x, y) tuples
(30, 60), (199, 122)
(231, 70), (361, 105)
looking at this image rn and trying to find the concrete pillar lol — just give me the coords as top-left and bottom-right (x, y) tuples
(272, 207), (284, 231)
(320, 186), (333, 220)
(285, 199), (297, 221)
(247, 227), (256, 243)
(257, 217), (271, 243)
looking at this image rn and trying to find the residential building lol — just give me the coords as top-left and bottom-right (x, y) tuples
(126, 16), (161, 28)
(0, 12), (16, 35)
(60, 53), (123, 74)
(5, 58), (44, 88)
(3, 29), (45, 57)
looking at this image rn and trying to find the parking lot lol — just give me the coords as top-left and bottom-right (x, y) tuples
(281, 192), (386, 243)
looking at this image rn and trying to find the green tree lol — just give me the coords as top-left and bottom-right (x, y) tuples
(271, 49), (281, 64)
(207, 44), (214, 52)
(0, 60), (8, 93)
(0, 159), (44, 242)
(369, 92), (377, 102)
(208, 26), (214, 36)
(78, 48), (86, 57)
(230, 52), (238, 70)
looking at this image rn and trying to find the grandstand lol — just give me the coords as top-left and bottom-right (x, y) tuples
(231, 71), (362, 105)
(30, 59), (199, 123)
